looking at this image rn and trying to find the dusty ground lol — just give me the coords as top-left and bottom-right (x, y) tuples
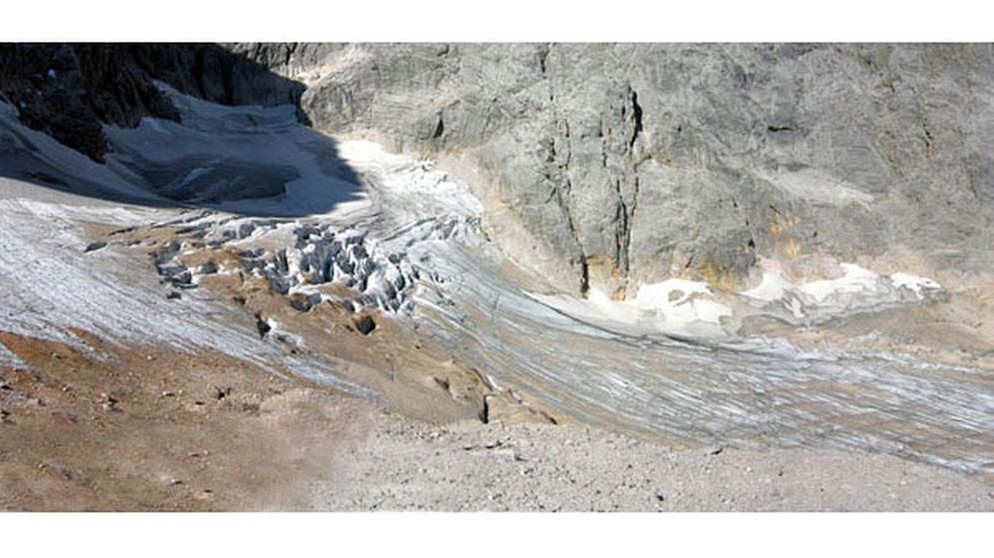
(1, 202), (992, 512)
(2, 328), (991, 511)
(317, 418), (994, 512)
(0, 330), (380, 511)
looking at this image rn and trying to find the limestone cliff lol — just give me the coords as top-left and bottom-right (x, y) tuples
(231, 43), (994, 295)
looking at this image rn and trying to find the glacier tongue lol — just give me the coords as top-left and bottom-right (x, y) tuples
(1, 83), (990, 476)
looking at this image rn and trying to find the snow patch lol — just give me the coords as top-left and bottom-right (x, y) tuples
(795, 263), (886, 304)
(739, 259), (945, 323)
(889, 272), (942, 299)
(0, 342), (27, 370)
(529, 278), (733, 338)
(102, 82), (370, 219)
(632, 279), (733, 325)
(740, 261), (792, 302)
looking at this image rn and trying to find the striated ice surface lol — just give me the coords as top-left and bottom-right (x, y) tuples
(1, 85), (990, 476)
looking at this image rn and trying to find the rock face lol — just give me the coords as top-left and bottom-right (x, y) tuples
(238, 43), (994, 295)
(5, 43), (994, 294)
(0, 43), (306, 161)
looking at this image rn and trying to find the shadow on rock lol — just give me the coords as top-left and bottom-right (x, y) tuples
(0, 43), (361, 219)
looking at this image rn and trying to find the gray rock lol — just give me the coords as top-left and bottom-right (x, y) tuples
(353, 314), (376, 335)
(83, 241), (107, 253)
(196, 261), (219, 275)
(289, 292), (322, 312)
(236, 43), (994, 294)
(255, 313), (271, 339)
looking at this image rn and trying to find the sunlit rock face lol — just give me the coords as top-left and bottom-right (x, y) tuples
(222, 43), (994, 296)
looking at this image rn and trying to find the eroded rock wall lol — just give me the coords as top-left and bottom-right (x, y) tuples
(239, 43), (994, 295)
